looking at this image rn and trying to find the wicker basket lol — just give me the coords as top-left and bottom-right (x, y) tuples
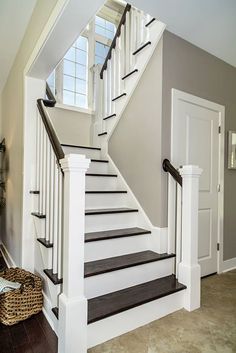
(0, 267), (43, 325)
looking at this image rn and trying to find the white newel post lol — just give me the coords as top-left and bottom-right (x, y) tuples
(58, 154), (90, 353)
(178, 165), (202, 312)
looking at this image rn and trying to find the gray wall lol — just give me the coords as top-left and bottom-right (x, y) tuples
(50, 107), (91, 146)
(109, 39), (165, 226)
(162, 31), (236, 261)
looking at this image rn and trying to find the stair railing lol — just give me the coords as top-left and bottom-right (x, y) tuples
(35, 83), (90, 353)
(93, 4), (153, 139)
(163, 159), (202, 311)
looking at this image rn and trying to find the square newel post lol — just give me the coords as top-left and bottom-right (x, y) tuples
(58, 154), (90, 353)
(178, 165), (202, 312)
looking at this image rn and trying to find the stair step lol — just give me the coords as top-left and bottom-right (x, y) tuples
(103, 113), (116, 121)
(85, 208), (138, 216)
(88, 275), (186, 324)
(98, 132), (107, 136)
(30, 190), (40, 194)
(86, 173), (117, 177)
(86, 190), (127, 194)
(133, 41), (151, 55)
(31, 212), (46, 219)
(52, 307), (58, 319)
(122, 69), (138, 80)
(112, 93), (127, 102)
(61, 144), (101, 151)
(43, 269), (63, 285)
(84, 251), (175, 278)
(85, 227), (150, 242)
(91, 159), (109, 163)
(37, 238), (53, 248)
(145, 18), (156, 27)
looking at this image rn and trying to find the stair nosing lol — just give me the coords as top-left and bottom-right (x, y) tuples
(91, 159), (109, 163)
(85, 190), (127, 194)
(85, 227), (151, 242)
(86, 173), (117, 177)
(52, 307), (59, 319)
(112, 93), (127, 102)
(133, 41), (151, 55)
(43, 269), (63, 285)
(85, 208), (138, 215)
(61, 144), (101, 151)
(37, 238), (53, 248)
(145, 18), (156, 27)
(30, 190), (40, 194)
(84, 252), (176, 278)
(103, 113), (116, 121)
(98, 132), (107, 136)
(122, 69), (138, 80)
(31, 212), (46, 219)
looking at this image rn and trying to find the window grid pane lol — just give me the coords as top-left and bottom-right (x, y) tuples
(95, 16), (116, 41)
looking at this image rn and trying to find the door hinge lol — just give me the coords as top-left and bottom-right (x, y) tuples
(218, 126), (221, 134)
(217, 243), (220, 251)
(217, 184), (221, 192)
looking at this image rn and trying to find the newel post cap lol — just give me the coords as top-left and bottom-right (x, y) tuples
(60, 154), (90, 172)
(179, 165), (202, 177)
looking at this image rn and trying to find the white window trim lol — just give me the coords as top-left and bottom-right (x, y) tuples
(55, 102), (94, 116)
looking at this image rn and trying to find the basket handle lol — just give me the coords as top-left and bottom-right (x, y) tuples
(20, 276), (35, 293)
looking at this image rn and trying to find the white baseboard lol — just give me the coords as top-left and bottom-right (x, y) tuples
(0, 243), (16, 268)
(222, 257), (236, 272)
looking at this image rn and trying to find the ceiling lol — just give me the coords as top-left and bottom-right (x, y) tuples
(0, 0), (37, 93)
(131, 0), (236, 68)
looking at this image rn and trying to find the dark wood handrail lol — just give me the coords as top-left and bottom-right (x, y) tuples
(163, 159), (182, 186)
(37, 99), (65, 165)
(100, 3), (131, 79)
(44, 82), (56, 107)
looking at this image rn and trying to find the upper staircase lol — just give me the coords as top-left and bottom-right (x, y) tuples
(31, 3), (201, 353)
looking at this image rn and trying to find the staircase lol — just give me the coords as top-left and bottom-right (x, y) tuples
(31, 4), (201, 353)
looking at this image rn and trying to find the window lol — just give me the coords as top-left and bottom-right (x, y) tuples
(95, 41), (110, 65)
(63, 36), (88, 108)
(95, 16), (116, 40)
(47, 71), (55, 95)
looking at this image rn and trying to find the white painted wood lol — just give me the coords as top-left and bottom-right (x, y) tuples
(171, 89), (225, 276)
(62, 146), (100, 160)
(45, 137), (50, 242)
(88, 291), (184, 348)
(175, 183), (182, 278)
(125, 11), (130, 75)
(85, 257), (174, 298)
(87, 161), (110, 174)
(85, 175), (120, 190)
(57, 167), (63, 279)
(58, 154), (90, 353)
(85, 212), (139, 233)
(167, 176), (176, 254)
(49, 147), (55, 245)
(178, 165), (202, 311)
(52, 158), (59, 275)
(85, 192), (129, 209)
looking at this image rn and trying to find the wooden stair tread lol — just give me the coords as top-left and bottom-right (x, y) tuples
(86, 190), (127, 194)
(84, 251), (175, 277)
(37, 238), (53, 248)
(86, 173), (117, 177)
(91, 159), (109, 163)
(44, 269), (63, 285)
(61, 144), (101, 151)
(88, 275), (186, 324)
(31, 212), (46, 219)
(112, 93), (126, 102)
(52, 307), (58, 319)
(98, 132), (107, 136)
(85, 227), (151, 242)
(133, 41), (151, 55)
(85, 208), (138, 215)
(122, 69), (138, 80)
(103, 113), (116, 121)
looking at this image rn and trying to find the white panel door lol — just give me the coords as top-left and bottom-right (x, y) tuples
(172, 90), (221, 277)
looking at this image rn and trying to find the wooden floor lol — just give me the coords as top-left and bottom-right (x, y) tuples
(0, 251), (58, 353)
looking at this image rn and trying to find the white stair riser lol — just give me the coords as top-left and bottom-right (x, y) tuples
(85, 212), (138, 233)
(87, 291), (184, 348)
(85, 257), (174, 298)
(88, 161), (110, 174)
(32, 217), (46, 240)
(86, 176), (120, 190)
(85, 193), (129, 209)
(63, 146), (101, 160)
(85, 234), (148, 261)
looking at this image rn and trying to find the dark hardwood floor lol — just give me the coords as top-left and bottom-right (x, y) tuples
(0, 250), (58, 353)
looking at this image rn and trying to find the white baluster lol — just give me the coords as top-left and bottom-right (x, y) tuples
(178, 165), (202, 311)
(39, 117), (43, 214)
(49, 147), (55, 245)
(103, 70), (108, 117)
(107, 60), (112, 114)
(125, 11), (130, 75)
(45, 137), (50, 242)
(120, 25), (125, 92)
(115, 38), (121, 97)
(57, 168), (63, 279)
(111, 49), (116, 108)
(167, 175), (176, 254)
(175, 183), (182, 278)
(52, 160), (59, 275)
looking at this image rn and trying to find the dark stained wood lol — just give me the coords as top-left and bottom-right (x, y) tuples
(85, 208), (138, 215)
(85, 190), (127, 194)
(100, 4), (131, 79)
(45, 83), (56, 107)
(145, 18), (156, 27)
(85, 227), (151, 242)
(162, 159), (182, 186)
(88, 275), (186, 323)
(133, 41), (151, 55)
(0, 250), (7, 271)
(112, 93), (127, 102)
(43, 269), (63, 285)
(0, 313), (57, 353)
(30, 191), (40, 194)
(85, 251), (176, 277)
(52, 308), (59, 320)
(31, 212), (46, 219)
(37, 238), (53, 248)
(86, 173), (117, 177)
(98, 132), (107, 136)
(61, 143), (101, 151)
(103, 113), (116, 121)
(122, 69), (138, 80)
(37, 99), (65, 164)
(91, 159), (109, 163)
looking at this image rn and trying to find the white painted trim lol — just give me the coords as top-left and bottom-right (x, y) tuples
(42, 291), (58, 334)
(171, 89), (225, 275)
(55, 103), (94, 115)
(222, 257), (236, 273)
(0, 243), (16, 268)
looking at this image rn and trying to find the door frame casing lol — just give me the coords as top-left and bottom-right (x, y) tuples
(171, 88), (225, 274)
